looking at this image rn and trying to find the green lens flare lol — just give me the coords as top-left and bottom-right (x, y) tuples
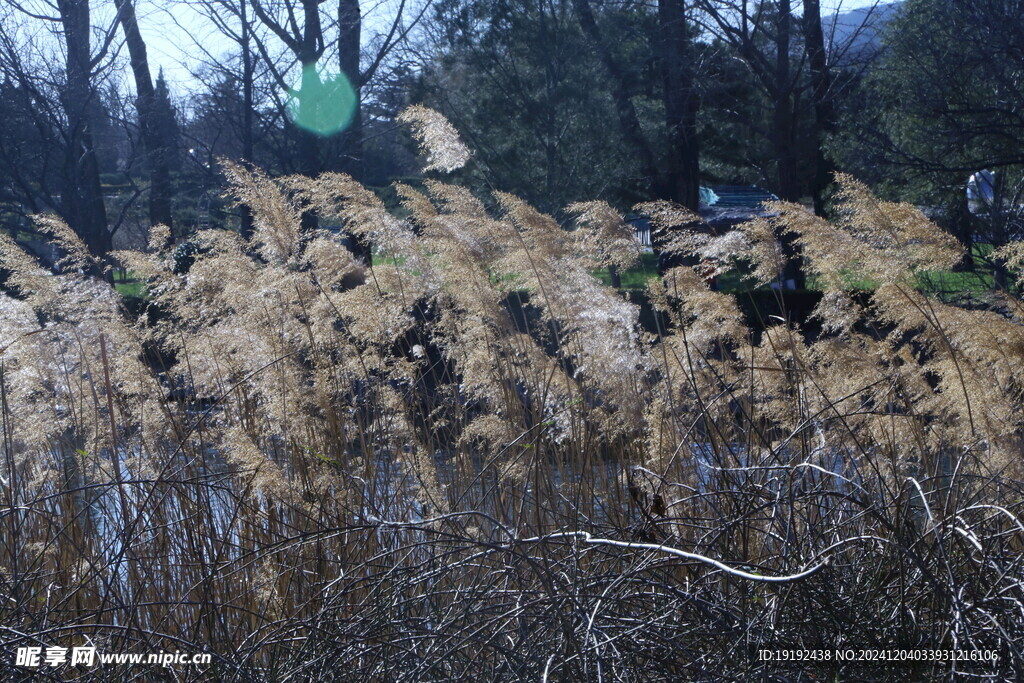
(286, 63), (357, 137)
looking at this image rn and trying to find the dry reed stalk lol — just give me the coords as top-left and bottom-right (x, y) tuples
(0, 112), (1020, 679)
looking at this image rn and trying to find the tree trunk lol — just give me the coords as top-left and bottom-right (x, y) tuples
(772, 0), (798, 202)
(114, 0), (173, 230)
(608, 264), (622, 289)
(296, 0), (326, 231)
(773, 0), (803, 288)
(57, 0), (111, 265)
(240, 0), (255, 239)
(339, 0), (373, 263)
(339, 0), (362, 177)
(803, 0), (834, 216)
(658, 0), (701, 210)
(950, 186), (976, 273)
(571, 0), (661, 197)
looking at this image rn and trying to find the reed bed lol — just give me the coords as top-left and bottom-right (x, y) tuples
(2, 110), (1023, 680)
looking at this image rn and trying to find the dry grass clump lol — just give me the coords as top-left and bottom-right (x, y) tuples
(396, 104), (473, 173)
(1, 111), (1023, 679)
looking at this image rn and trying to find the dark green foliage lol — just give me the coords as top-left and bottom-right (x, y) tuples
(419, 0), (646, 212)
(838, 0), (1024, 208)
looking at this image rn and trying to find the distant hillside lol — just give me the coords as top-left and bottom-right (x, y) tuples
(824, 1), (902, 63)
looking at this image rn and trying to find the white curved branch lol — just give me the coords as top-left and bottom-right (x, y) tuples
(519, 531), (829, 583)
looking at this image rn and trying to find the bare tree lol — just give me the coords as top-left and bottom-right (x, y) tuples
(114, 0), (175, 230)
(802, 0), (831, 215)
(571, 0), (701, 210)
(177, 0), (430, 250)
(0, 0), (123, 263)
(695, 0), (803, 201)
(657, 0), (701, 210)
(57, 0), (112, 260)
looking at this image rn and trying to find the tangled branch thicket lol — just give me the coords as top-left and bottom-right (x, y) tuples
(2, 110), (1024, 680)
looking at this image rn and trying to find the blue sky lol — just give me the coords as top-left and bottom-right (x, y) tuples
(135, 0), (892, 101)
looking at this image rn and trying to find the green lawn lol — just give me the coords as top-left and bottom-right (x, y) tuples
(799, 243), (1016, 297)
(210, 244), (1019, 302)
(113, 270), (146, 299)
(592, 253), (661, 290)
(607, 250), (1017, 298)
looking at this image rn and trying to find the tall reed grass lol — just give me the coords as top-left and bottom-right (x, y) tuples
(1, 109), (1023, 680)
